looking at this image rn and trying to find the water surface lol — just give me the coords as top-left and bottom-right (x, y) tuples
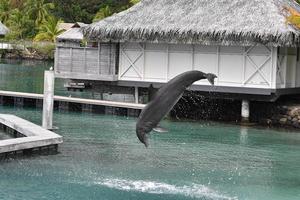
(0, 59), (135, 102)
(0, 106), (299, 200)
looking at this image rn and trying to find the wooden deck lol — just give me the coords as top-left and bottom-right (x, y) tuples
(0, 90), (145, 110)
(0, 114), (63, 154)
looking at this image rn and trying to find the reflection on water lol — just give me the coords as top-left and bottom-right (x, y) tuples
(0, 106), (300, 200)
(239, 127), (248, 145)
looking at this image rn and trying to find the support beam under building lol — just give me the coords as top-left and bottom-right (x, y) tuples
(134, 86), (139, 104)
(241, 100), (250, 122)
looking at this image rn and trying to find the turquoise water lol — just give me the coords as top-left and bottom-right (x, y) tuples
(0, 59), (300, 199)
(0, 59), (51, 94)
(0, 106), (300, 200)
(0, 59), (135, 101)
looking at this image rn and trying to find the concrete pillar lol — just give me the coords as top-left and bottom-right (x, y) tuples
(134, 86), (139, 104)
(42, 71), (55, 130)
(241, 100), (250, 122)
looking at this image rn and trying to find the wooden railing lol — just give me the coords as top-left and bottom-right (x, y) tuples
(54, 44), (118, 81)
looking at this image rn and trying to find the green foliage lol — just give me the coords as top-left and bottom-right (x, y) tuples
(93, 0), (140, 22)
(93, 5), (113, 22)
(0, 0), (139, 42)
(129, 0), (140, 5)
(285, 6), (300, 29)
(25, 0), (54, 26)
(34, 15), (64, 42)
(30, 42), (55, 59)
(10, 0), (26, 9)
(6, 8), (36, 40)
(0, 0), (10, 24)
(51, 0), (134, 23)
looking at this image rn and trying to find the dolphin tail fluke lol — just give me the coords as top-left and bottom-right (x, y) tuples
(205, 73), (217, 85)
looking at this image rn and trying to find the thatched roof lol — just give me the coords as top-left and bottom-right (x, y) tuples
(0, 22), (9, 36)
(58, 23), (75, 31)
(57, 23), (87, 41)
(83, 0), (300, 46)
(57, 28), (83, 41)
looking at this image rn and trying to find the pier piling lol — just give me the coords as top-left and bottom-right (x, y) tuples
(42, 71), (55, 130)
(241, 100), (250, 122)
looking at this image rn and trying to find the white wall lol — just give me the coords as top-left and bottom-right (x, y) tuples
(119, 42), (277, 89)
(276, 47), (300, 89)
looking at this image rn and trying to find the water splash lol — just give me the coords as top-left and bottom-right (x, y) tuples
(95, 178), (237, 200)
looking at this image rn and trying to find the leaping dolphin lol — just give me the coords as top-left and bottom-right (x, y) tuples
(136, 70), (217, 147)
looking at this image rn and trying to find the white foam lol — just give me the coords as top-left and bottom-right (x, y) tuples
(95, 178), (237, 200)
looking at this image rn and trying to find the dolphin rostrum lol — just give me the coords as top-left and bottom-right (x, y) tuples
(136, 70), (217, 147)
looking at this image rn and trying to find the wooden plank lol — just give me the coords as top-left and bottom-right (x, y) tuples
(55, 71), (118, 81)
(56, 96), (145, 109)
(0, 90), (145, 110)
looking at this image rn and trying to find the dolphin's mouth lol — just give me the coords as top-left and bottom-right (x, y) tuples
(205, 73), (217, 85)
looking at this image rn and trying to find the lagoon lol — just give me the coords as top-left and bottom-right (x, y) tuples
(0, 59), (300, 200)
(0, 106), (300, 200)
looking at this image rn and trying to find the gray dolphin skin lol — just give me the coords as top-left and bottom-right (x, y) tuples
(136, 70), (217, 147)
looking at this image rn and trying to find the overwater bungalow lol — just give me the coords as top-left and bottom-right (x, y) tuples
(56, 22), (87, 47)
(54, 0), (300, 117)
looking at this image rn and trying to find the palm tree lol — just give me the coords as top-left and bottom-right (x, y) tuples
(129, 0), (140, 5)
(9, 0), (26, 9)
(34, 15), (64, 42)
(285, 7), (300, 29)
(93, 0), (140, 22)
(7, 9), (35, 39)
(93, 5), (113, 22)
(25, 0), (54, 26)
(0, 0), (11, 24)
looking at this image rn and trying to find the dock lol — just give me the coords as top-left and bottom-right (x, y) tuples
(0, 90), (145, 110)
(0, 114), (63, 154)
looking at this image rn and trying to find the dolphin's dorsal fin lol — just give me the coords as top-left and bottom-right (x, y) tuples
(153, 125), (168, 133)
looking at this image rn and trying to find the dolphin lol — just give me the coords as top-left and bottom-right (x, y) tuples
(136, 70), (217, 147)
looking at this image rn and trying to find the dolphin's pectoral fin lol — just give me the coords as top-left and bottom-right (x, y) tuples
(153, 125), (168, 133)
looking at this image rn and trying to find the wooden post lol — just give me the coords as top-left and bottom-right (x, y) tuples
(134, 87), (139, 104)
(42, 71), (55, 130)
